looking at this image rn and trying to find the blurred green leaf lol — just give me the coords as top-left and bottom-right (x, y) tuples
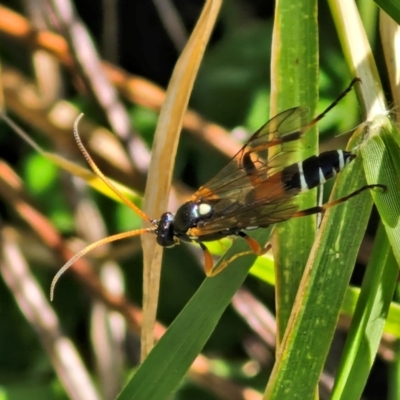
(24, 153), (58, 194)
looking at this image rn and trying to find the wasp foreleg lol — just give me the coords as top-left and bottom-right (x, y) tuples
(204, 232), (271, 277)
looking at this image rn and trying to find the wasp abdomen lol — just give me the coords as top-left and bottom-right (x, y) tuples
(283, 150), (355, 192)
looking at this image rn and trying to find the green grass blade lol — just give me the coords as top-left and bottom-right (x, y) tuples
(388, 342), (400, 400)
(342, 286), (400, 338)
(116, 228), (272, 400)
(264, 148), (378, 399)
(386, 301), (400, 337)
(270, 0), (319, 339)
(331, 224), (398, 399)
(248, 251), (400, 338)
(361, 121), (400, 265)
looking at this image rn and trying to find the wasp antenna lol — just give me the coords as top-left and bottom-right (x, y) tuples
(73, 115), (152, 223)
(50, 228), (152, 301)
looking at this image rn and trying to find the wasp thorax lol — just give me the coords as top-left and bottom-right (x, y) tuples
(174, 201), (213, 234)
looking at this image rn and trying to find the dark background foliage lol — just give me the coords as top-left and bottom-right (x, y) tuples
(0, 1), (390, 399)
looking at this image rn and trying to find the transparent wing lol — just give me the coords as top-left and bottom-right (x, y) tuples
(189, 107), (312, 235)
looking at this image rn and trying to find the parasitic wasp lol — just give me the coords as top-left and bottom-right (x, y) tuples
(50, 78), (385, 299)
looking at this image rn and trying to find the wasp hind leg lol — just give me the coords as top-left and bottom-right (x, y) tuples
(202, 233), (271, 277)
(292, 184), (386, 219)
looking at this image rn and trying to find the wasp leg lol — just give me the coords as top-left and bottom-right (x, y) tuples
(239, 232), (272, 257)
(301, 77), (361, 132)
(240, 78), (362, 184)
(204, 233), (272, 277)
(292, 184), (386, 218)
(200, 242), (215, 276)
(238, 231), (263, 254)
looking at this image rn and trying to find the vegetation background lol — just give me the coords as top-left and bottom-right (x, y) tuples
(0, 1), (398, 399)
